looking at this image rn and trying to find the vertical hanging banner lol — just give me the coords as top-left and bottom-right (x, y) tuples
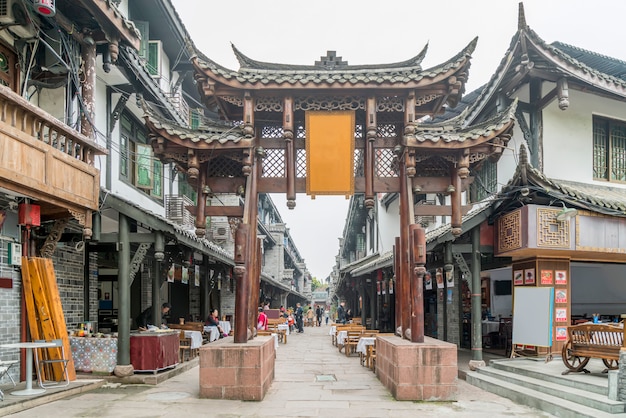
(305, 111), (355, 197)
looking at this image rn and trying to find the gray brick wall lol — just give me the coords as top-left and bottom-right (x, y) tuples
(619, 350), (626, 401)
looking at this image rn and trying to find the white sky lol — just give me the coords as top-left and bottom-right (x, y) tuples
(171, 0), (625, 280)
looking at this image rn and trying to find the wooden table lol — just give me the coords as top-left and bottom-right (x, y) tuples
(130, 332), (179, 373)
(0, 342), (56, 395)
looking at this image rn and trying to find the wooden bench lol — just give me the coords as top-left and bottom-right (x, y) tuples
(267, 318), (287, 344)
(562, 323), (625, 373)
(169, 322), (208, 343)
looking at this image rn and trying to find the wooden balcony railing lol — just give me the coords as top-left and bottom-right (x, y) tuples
(0, 85), (107, 213)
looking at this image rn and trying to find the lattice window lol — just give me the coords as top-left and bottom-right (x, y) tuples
(497, 210), (522, 253)
(355, 124), (363, 139)
(376, 148), (397, 177)
(537, 208), (570, 248)
(377, 124), (398, 138)
(296, 149), (306, 178)
(593, 116), (626, 182)
(261, 125), (284, 139)
(207, 155), (243, 177)
(354, 149), (364, 176)
(262, 149), (285, 177)
(296, 125), (306, 139)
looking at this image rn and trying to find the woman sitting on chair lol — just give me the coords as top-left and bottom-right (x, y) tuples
(206, 309), (227, 338)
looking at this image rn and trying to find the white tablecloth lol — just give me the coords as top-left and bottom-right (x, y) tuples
(356, 337), (376, 354)
(204, 326), (220, 342)
(277, 323), (289, 335)
(270, 333), (279, 349)
(219, 321), (231, 335)
(336, 330), (348, 346)
(329, 326), (336, 336)
(184, 330), (203, 349)
(482, 320), (500, 336)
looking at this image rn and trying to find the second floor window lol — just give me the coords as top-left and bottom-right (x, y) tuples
(120, 112), (163, 200)
(593, 116), (626, 182)
(0, 43), (17, 92)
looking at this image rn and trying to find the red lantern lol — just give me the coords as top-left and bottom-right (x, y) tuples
(18, 203), (40, 227)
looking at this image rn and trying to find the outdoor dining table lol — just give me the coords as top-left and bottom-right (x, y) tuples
(482, 320), (500, 336)
(183, 330), (203, 349)
(336, 330), (348, 347)
(329, 325), (336, 336)
(219, 321), (231, 335)
(355, 337), (376, 355)
(0, 341), (56, 396)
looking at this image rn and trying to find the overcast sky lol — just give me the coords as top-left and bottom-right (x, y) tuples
(171, 0), (625, 280)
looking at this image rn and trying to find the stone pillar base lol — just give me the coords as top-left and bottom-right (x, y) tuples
(376, 335), (457, 401)
(199, 335), (275, 400)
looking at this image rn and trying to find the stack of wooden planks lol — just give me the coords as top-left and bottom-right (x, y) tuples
(21, 257), (76, 381)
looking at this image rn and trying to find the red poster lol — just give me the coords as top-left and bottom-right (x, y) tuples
(555, 327), (567, 341)
(540, 270), (553, 285)
(555, 308), (568, 322)
(524, 269), (535, 285)
(555, 270), (567, 284)
(555, 289), (567, 304)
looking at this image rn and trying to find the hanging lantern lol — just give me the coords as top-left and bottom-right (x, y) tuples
(33, 0), (56, 17)
(18, 203), (40, 227)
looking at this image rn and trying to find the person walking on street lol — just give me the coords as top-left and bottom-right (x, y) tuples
(295, 303), (304, 333)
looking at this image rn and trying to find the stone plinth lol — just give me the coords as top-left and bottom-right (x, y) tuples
(376, 335), (457, 401)
(199, 335), (275, 400)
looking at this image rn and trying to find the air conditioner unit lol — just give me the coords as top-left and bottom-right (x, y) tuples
(165, 195), (194, 228)
(211, 222), (230, 241)
(0, 0), (36, 38)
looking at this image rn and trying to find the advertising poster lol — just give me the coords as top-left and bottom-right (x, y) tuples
(555, 270), (567, 284)
(424, 272), (433, 290)
(555, 289), (567, 304)
(514, 270), (523, 285)
(524, 268), (535, 285)
(555, 308), (568, 322)
(436, 268), (444, 289)
(540, 270), (553, 285)
(555, 327), (568, 341)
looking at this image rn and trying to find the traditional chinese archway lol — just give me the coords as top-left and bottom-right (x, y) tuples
(144, 42), (515, 349)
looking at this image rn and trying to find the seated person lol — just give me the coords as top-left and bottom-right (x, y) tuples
(135, 302), (171, 331)
(205, 309), (227, 338)
(257, 307), (268, 331)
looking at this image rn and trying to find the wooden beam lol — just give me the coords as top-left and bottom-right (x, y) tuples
(414, 205), (473, 216)
(77, 0), (141, 50)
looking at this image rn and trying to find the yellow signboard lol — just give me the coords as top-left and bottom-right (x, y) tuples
(305, 111), (355, 196)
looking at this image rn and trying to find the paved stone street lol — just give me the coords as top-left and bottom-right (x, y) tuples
(6, 325), (554, 417)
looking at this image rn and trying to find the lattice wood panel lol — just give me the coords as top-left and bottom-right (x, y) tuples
(537, 207), (570, 248)
(262, 149), (285, 178)
(498, 210), (522, 252)
(376, 148), (397, 177)
(296, 149), (306, 178)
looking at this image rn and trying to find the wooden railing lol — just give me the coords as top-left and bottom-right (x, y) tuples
(0, 86), (107, 164)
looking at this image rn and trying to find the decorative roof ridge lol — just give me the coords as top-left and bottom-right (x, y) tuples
(420, 36), (478, 74)
(420, 97), (517, 134)
(551, 41), (626, 67)
(230, 43), (430, 72)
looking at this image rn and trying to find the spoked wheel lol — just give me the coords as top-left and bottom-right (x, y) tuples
(561, 341), (590, 372)
(602, 358), (619, 370)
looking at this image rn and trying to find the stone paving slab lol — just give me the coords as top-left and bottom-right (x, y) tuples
(4, 325), (555, 417)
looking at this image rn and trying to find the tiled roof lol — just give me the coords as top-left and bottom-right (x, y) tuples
(350, 251), (394, 276)
(425, 197), (495, 247)
(466, 4), (626, 124)
(100, 188), (234, 264)
(501, 145), (626, 217)
(142, 106), (246, 145)
(412, 98), (516, 145)
(193, 38), (477, 87)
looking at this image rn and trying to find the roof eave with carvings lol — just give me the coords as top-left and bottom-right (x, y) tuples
(405, 98), (517, 151)
(191, 37), (476, 93)
(77, 0), (141, 50)
(466, 3), (626, 124)
(142, 102), (251, 150)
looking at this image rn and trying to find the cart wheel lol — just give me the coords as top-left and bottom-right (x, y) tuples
(561, 341), (590, 372)
(602, 358), (619, 370)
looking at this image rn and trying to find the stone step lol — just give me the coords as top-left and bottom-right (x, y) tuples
(490, 358), (608, 396)
(474, 365), (625, 414)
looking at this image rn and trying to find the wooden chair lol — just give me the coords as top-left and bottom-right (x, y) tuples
(35, 339), (70, 388)
(344, 330), (362, 357)
(179, 330), (193, 362)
